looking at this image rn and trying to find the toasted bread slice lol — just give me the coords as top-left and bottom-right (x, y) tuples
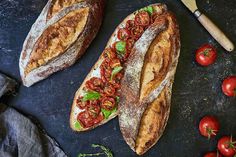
(118, 9), (180, 155)
(70, 3), (168, 132)
(19, 0), (105, 87)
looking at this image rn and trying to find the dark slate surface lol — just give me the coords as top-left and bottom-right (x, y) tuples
(0, 0), (236, 157)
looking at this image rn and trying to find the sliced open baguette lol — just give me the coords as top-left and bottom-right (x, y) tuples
(69, 3), (174, 133)
(19, 0), (105, 87)
(118, 6), (180, 155)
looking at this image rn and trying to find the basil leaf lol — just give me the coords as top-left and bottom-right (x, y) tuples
(101, 108), (117, 119)
(115, 41), (126, 54)
(111, 66), (123, 80)
(75, 121), (83, 129)
(144, 6), (153, 15)
(82, 91), (100, 102)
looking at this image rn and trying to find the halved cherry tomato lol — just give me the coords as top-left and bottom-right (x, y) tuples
(126, 20), (135, 30)
(118, 28), (131, 41)
(199, 116), (220, 138)
(93, 112), (104, 125)
(77, 111), (94, 128)
(100, 60), (112, 82)
(195, 44), (217, 66)
(85, 77), (104, 92)
(204, 152), (222, 157)
(103, 48), (117, 59)
(76, 97), (89, 109)
(86, 100), (101, 118)
(126, 38), (135, 50)
(103, 85), (116, 97)
(135, 11), (150, 27)
(109, 58), (121, 68)
(101, 97), (116, 110)
(222, 76), (236, 97)
(131, 26), (144, 40)
(217, 136), (236, 157)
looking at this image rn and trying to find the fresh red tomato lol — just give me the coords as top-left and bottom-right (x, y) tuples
(101, 97), (116, 110)
(135, 11), (150, 26)
(217, 136), (236, 157)
(199, 116), (220, 138)
(222, 76), (236, 97)
(117, 28), (130, 41)
(195, 44), (217, 66)
(204, 152), (222, 157)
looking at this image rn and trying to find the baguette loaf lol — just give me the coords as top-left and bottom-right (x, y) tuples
(19, 0), (105, 87)
(69, 4), (175, 134)
(118, 7), (180, 155)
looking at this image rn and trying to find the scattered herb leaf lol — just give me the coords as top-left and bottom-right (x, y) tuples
(78, 144), (113, 157)
(143, 6), (153, 14)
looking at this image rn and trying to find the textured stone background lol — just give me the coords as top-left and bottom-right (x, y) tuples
(0, 0), (236, 157)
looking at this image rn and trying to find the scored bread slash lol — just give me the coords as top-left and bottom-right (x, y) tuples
(69, 3), (171, 132)
(19, 0), (105, 87)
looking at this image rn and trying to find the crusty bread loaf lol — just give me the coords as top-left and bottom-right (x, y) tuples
(19, 0), (105, 87)
(69, 3), (176, 134)
(118, 6), (180, 155)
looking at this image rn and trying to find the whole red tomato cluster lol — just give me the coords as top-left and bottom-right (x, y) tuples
(195, 44), (236, 97)
(199, 116), (236, 157)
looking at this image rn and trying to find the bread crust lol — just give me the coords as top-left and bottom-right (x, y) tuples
(118, 8), (180, 155)
(19, 0), (105, 87)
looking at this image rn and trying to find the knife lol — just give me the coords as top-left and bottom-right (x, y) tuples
(181, 0), (234, 52)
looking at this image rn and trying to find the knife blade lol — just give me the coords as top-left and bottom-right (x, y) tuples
(181, 0), (234, 52)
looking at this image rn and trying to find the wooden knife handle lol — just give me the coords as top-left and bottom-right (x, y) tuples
(195, 11), (234, 52)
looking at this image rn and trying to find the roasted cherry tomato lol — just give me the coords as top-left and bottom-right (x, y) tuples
(76, 97), (89, 110)
(103, 85), (116, 97)
(101, 97), (116, 110)
(109, 58), (121, 68)
(126, 38), (135, 50)
(103, 48), (117, 59)
(93, 112), (104, 125)
(222, 76), (236, 97)
(135, 11), (150, 27)
(118, 28), (131, 41)
(100, 60), (112, 82)
(77, 111), (94, 128)
(86, 100), (101, 118)
(85, 77), (104, 92)
(199, 116), (220, 138)
(204, 152), (222, 157)
(126, 20), (135, 30)
(195, 44), (217, 66)
(217, 136), (236, 157)
(131, 26), (144, 40)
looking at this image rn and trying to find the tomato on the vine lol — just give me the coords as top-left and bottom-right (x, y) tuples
(217, 136), (236, 157)
(195, 44), (217, 66)
(199, 116), (220, 138)
(222, 76), (236, 97)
